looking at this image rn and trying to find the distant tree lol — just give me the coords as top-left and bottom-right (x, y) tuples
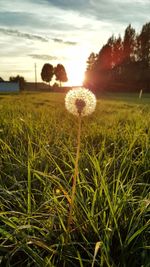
(84, 52), (98, 89)
(9, 75), (26, 90)
(138, 22), (150, 66)
(41, 63), (54, 85)
(52, 82), (59, 88)
(123, 24), (136, 63)
(111, 36), (124, 81)
(0, 77), (4, 82)
(86, 52), (98, 71)
(96, 43), (113, 71)
(112, 36), (123, 67)
(84, 39), (113, 91)
(54, 64), (68, 87)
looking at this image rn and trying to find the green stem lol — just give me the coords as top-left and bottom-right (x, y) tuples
(67, 115), (81, 235)
(27, 160), (31, 224)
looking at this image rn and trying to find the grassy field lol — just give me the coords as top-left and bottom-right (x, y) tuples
(0, 92), (150, 267)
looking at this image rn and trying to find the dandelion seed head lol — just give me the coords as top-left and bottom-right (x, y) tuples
(75, 99), (86, 115)
(65, 87), (96, 116)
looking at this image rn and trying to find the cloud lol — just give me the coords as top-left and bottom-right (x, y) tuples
(29, 54), (59, 60)
(45, 0), (150, 25)
(0, 11), (47, 29)
(0, 27), (48, 42)
(52, 38), (77, 45)
(45, 0), (85, 11)
(1, 0), (150, 36)
(0, 9), (86, 33)
(0, 27), (77, 48)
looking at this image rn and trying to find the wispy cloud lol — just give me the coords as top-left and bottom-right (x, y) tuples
(0, 27), (77, 47)
(0, 27), (48, 42)
(29, 54), (59, 60)
(52, 38), (77, 45)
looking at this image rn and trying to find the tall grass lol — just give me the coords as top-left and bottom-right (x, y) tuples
(0, 92), (150, 266)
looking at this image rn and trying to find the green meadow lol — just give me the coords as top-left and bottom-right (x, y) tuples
(0, 92), (150, 267)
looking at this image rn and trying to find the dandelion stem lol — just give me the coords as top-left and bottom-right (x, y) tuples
(27, 138), (32, 225)
(27, 160), (31, 225)
(67, 114), (81, 235)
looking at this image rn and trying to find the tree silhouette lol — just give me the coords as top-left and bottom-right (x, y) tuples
(112, 36), (123, 67)
(41, 63), (54, 85)
(54, 64), (68, 87)
(122, 24), (136, 63)
(84, 39), (113, 90)
(84, 52), (98, 89)
(85, 21), (150, 93)
(9, 75), (26, 90)
(138, 22), (150, 66)
(86, 52), (98, 71)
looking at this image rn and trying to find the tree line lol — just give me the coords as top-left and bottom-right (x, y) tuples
(0, 75), (26, 89)
(84, 22), (150, 93)
(0, 63), (68, 90)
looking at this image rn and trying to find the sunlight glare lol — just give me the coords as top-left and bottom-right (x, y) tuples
(64, 45), (89, 86)
(66, 62), (85, 86)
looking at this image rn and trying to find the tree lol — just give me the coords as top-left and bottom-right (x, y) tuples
(9, 75), (26, 90)
(111, 36), (124, 81)
(0, 77), (4, 82)
(84, 52), (97, 89)
(112, 36), (123, 67)
(87, 40), (113, 90)
(138, 22), (150, 66)
(86, 52), (98, 71)
(85, 21), (150, 93)
(52, 82), (59, 88)
(96, 43), (113, 71)
(84, 39), (114, 92)
(41, 63), (54, 85)
(54, 64), (68, 87)
(123, 24), (136, 63)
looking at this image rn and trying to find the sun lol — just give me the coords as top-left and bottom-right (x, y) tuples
(65, 61), (86, 87)
(63, 45), (89, 87)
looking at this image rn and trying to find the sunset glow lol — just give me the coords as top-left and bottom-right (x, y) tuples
(0, 0), (149, 84)
(64, 45), (89, 86)
(65, 62), (86, 86)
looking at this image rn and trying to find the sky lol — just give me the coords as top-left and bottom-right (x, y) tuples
(0, 0), (150, 86)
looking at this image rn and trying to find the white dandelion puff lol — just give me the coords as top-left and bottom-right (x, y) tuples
(65, 87), (96, 116)
(65, 87), (97, 241)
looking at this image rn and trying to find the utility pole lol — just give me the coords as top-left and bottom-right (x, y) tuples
(34, 63), (37, 90)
